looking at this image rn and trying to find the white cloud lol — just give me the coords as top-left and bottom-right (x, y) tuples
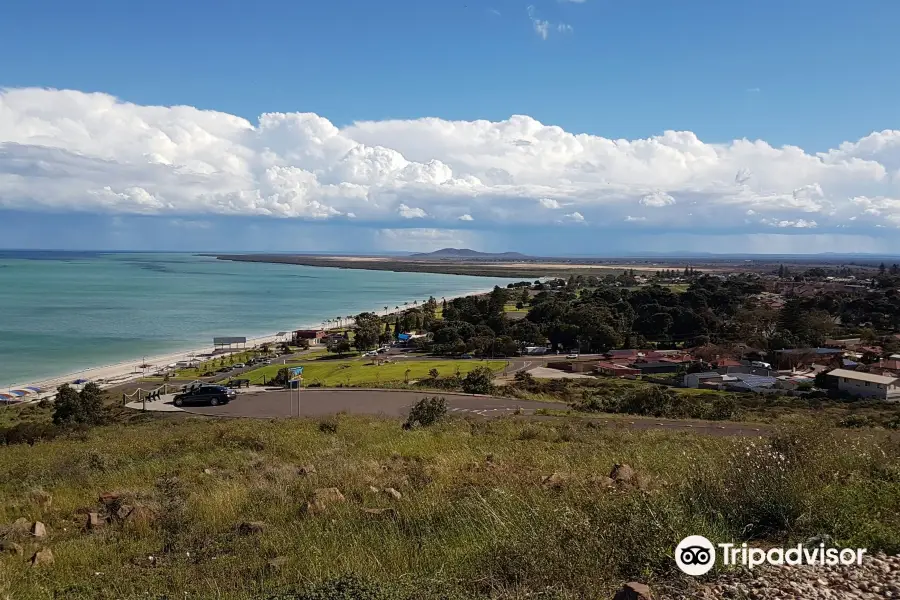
(624, 216), (647, 222)
(539, 198), (561, 209)
(377, 228), (478, 252)
(398, 203), (427, 219)
(458, 213), (474, 221)
(2, 88), (900, 240)
(562, 211), (585, 223)
(639, 191), (676, 207)
(527, 5), (571, 39)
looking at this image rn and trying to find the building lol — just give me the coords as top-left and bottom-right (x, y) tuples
(684, 365), (775, 388)
(293, 329), (326, 345)
(596, 361), (640, 377)
(826, 369), (900, 401)
(630, 361), (684, 375)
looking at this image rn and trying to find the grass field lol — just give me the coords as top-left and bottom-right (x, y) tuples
(0, 413), (896, 599)
(239, 359), (507, 386)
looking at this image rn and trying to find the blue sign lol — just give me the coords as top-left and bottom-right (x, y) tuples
(290, 366), (304, 376)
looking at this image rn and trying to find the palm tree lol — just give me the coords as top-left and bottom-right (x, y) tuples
(384, 306), (389, 315)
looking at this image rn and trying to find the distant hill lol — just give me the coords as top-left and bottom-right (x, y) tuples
(410, 248), (530, 259)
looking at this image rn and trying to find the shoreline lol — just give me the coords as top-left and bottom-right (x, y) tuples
(2, 286), (503, 397)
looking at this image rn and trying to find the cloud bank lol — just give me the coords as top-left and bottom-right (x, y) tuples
(1, 87), (900, 242)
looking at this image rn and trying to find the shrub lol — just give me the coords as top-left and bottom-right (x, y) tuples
(404, 396), (447, 429)
(461, 366), (495, 395)
(268, 575), (389, 600)
(0, 422), (61, 446)
(319, 419), (338, 434)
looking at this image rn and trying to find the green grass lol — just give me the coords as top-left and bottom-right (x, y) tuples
(240, 359), (506, 386)
(0, 415), (896, 599)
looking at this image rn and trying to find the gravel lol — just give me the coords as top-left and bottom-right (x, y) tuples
(660, 552), (899, 599)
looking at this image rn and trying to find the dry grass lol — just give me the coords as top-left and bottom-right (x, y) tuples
(0, 414), (898, 599)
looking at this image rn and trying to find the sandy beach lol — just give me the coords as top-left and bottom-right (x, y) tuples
(2, 287), (500, 400)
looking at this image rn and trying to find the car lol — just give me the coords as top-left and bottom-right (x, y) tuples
(233, 362), (246, 369)
(566, 353), (579, 359)
(172, 385), (236, 407)
(263, 359), (273, 365)
(460, 353), (473, 359)
(363, 350), (378, 357)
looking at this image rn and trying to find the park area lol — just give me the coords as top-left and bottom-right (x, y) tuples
(239, 358), (507, 387)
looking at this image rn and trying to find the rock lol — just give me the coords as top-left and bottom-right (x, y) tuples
(30, 547), (54, 567)
(610, 463), (636, 484)
(122, 505), (157, 530)
(10, 517), (30, 533)
(238, 521), (266, 535)
(368, 486), (380, 493)
(588, 475), (616, 488)
(115, 504), (134, 521)
(384, 487), (402, 501)
(30, 489), (53, 510)
(203, 468), (214, 475)
(361, 508), (397, 518)
(98, 492), (120, 506)
(31, 521), (47, 538)
(305, 488), (346, 514)
(540, 472), (570, 489)
(613, 582), (652, 600)
(0, 541), (24, 557)
(298, 465), (317, 476)
(86, 512), (105, 530)
(267, 556), (288, 569)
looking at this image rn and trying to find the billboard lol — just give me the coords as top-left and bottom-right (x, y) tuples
(289, 367), (304, 377)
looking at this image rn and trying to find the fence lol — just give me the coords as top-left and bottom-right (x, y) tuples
(121, 383), (177, 405)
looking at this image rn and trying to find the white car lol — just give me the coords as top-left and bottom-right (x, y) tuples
(233, 363), (246, 369)
(364, 351), (378, 357)
(566, 353), (579, 359)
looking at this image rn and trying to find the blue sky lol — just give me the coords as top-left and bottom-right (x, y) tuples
(1, 0), (900, 254)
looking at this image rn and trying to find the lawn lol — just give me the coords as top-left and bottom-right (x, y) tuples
(0, 414), (896, 599)
(239, 359), (507, 386)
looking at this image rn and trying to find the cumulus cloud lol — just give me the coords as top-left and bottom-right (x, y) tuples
(639, 191), (676, 207)
(562, 211), (585, 223)
(458, 213), (474, 221)
(527, 6), (570, 39)
(398, 203), (427, 219)
(2, 87), (900, 241)
(539, 198), (561, 209)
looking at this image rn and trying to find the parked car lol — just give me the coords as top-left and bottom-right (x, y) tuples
(363, 351), (378, 357)
(233, 363), (246, 369)
(566, 353), (580, 359)
(460, 353), (473, 359)
(173, 385), (236, 407)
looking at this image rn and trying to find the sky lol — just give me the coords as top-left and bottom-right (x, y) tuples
(1, 0), (899, 255)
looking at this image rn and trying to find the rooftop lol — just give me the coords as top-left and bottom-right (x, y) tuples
(827, 369), (899, 385)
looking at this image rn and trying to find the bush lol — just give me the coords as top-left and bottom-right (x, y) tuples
(319, 419), (338, 434)
(52, 382), (108, 426)
(268, 575), (390, 600)
(461, 366), (495, 395)
(0, 422), (61, 446)
(272, 368), (291, 386)
(404, 396), (447, 429)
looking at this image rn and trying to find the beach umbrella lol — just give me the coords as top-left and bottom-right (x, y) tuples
(11, 389), (34, 396)
(6, 390), (26, 397)
(0, 392), (17, 401)
(73, 378), (89, 384)
(24, 386), (43, 393)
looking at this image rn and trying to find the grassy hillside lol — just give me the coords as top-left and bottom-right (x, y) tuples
(0, 413), (897, 599)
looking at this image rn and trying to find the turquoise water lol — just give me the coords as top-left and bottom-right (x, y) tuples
(0, 252), (514, 388)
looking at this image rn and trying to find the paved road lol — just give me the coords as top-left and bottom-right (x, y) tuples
(182, 389), (562, 419)
(166, 388), (768, 436)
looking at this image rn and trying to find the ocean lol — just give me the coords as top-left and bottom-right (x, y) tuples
(0, 252), (515, 388)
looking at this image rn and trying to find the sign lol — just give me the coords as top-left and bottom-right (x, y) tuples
(289, 367), (304, 377)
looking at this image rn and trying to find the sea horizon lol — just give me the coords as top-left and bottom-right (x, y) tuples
(0, 251), (516, 389)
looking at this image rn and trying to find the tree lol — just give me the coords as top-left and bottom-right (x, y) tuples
(519, 287), (530, 306)
(879, 262), (887, 275)
(353, 312), (383, 350)
(296, 337), (310, 350)
(327, 338), (352, 357)
(428, 368), (440, 380)
(461, 366), (495, 394)
(52, 383), (107, 426)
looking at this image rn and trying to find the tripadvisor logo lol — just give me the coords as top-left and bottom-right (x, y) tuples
(675, 535), (867, 575)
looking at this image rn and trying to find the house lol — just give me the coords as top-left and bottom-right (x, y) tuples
(683, 365), (775, 388)
(826, 368), (900, 401)
(630, 361), (683, 375)
(596, 361), (640, 377)
(293, 329), (326, 345)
